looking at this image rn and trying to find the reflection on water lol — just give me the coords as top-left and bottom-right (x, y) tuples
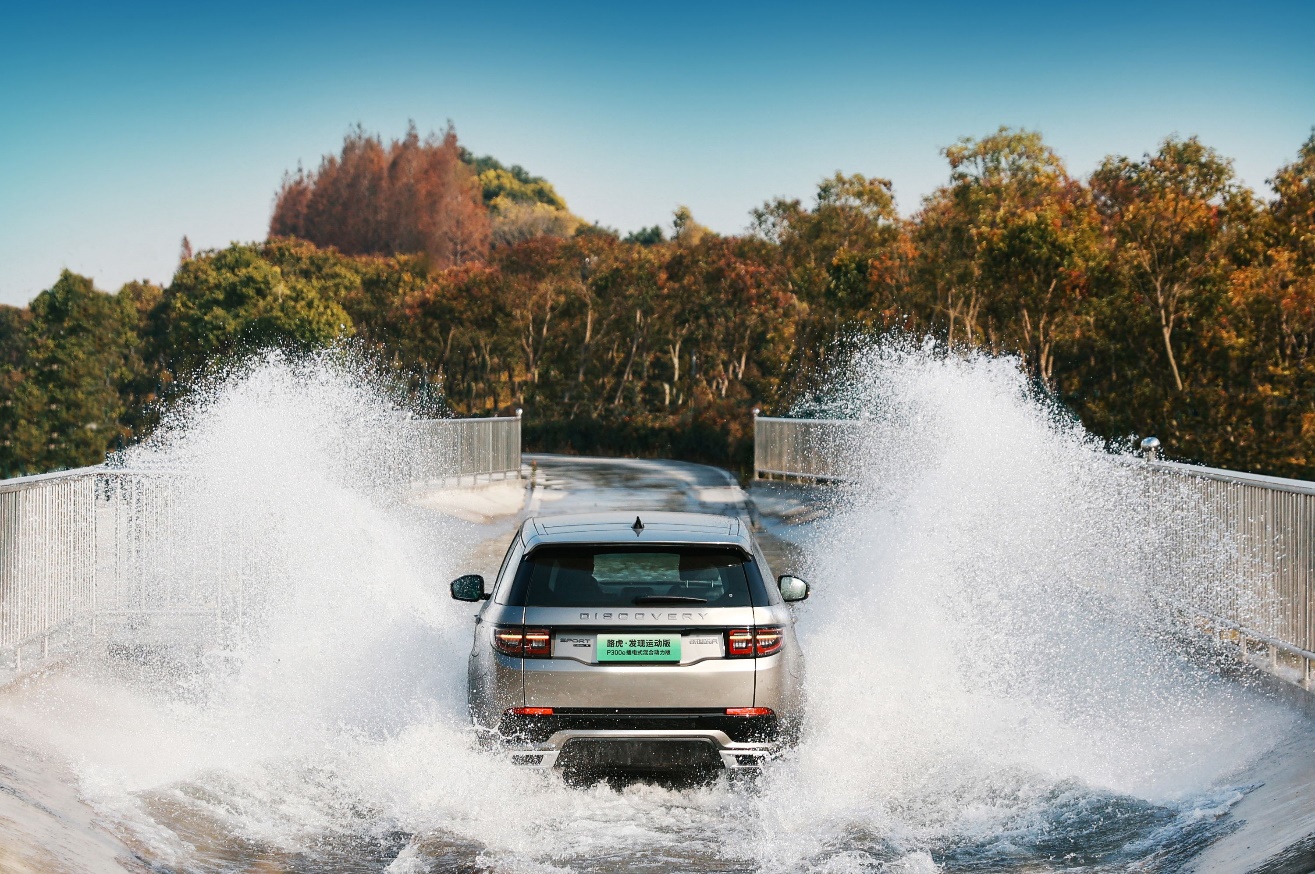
(0, 345), (1302, 873)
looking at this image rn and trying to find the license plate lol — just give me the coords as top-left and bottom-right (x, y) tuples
(596, 633), (682, 663)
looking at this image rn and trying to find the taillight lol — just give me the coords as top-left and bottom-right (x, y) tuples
(492, 626), (552, 658)
(492, 626), (524, 656)
(524, 628), (551, 657)
(507, 706), (554, 716)
(755, 626), (784, 656)
(727, 628), (754, 657)
(726, 627), (783, 658)
(726, 707), (774, 717)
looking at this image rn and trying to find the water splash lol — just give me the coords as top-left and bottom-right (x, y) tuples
(743, 339), (1295, 868)
(0, 340), (1300, 873)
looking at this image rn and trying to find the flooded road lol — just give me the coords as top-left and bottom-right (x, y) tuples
(1, 354), (1312, 873)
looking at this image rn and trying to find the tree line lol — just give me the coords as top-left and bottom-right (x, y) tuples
(2, 125), (1313, 479)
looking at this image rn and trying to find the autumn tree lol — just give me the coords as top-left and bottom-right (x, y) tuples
(671, 206), (713, 247)
(754, 173), (901, 316)
(659, 236), (797, 404)
(571, 240), (664, 412)
(752, 172), (909, 404)
(11, 126), (1315, 480)
(1217, 133), (1315, 473)
(911, 195), (980, 347)
(912, 129), (1102, 385)
(489, 201), (583, 247)
(399, 261), (514, 414)
(1269, 131), (1315, 270)
(1090, 137), (1244, 393)
(271, 124), (491, 267)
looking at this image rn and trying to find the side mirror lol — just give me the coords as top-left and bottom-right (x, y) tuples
(778, 574), (810, 603)
(450, 574), (488, 602)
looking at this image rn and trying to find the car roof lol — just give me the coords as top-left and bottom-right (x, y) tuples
(520, 511), (752, 552)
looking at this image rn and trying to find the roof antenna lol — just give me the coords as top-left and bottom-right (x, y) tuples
(632, 515), (645, 534)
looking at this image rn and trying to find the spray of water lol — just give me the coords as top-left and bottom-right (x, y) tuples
(737, 339), (1296, 870)
(0, 341), (1298, 872)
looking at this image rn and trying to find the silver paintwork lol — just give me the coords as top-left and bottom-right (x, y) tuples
(464, 510), (808, 765)
(518, 511), (755, 553)
(523, 655), (758, 709)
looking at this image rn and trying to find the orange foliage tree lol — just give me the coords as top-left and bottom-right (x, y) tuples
(271, 123), (490, 267)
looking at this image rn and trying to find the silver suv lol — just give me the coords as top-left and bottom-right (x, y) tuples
(450, 511), (809, 773)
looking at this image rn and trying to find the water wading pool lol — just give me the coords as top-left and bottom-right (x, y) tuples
(0, 351), (1308, 872)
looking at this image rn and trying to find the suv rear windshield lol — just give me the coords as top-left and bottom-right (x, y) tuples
(504, 546), (763, 608)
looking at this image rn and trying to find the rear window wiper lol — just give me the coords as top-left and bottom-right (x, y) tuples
(632, 595), (708, 605)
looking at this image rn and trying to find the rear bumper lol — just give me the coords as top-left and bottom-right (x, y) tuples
(508, 729), (776, 770)
(499, 708), (777, 744)
(521, 654), (759, 710)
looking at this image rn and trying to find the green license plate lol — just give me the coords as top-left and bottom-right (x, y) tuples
(596, 633), (682, 663)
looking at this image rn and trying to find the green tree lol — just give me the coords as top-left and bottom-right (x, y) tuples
(5, 273), (146, 473)
(462, 152), (568, 209)
(624, 226), (666, 246)
(461, 151), (584, 248)
(0, 305), (33, 476)
(152, 242), (356, 378)
(753, 172), (909, 405)
(753, 173), (901, 315)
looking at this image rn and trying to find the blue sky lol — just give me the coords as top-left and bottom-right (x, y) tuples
(1, 0), (1312, 306)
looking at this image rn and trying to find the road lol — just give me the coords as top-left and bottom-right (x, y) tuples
(454, 453), (814, 584)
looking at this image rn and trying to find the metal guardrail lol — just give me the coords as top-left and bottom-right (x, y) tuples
(0, 468), (99, 659)
(1144, 458), (1315, 686)
(404, 415), (522, 485)
(0, 415), (521, 674)
(753, 416), (860, 483)
(754, 415), (1315, 688)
